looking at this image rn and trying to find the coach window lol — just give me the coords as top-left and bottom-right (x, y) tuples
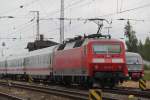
(42, 55), (44, 64)
(44, 55), (46, 64)
(48, 55), (52, 64)
(37, 56), (38, 65)
(0, 62), (1, 67)
(35, 56), (37, 65)
(15, 60), (17, 67)
(18, 60), (20, 67)
(20, 60), (22, 67)
(40, 55), (42, 65)
(17, 60), (18, 67)
(39, 55), (41, 65)
(32, 56), (34, 66)
(17, 60), (19, 67)
(14, 60), (16, 67)
(32, 57), (34, 66)
(9, 60), (13, 67)
(26, 57), (30, 66)
(38, 56), (40, 65)
(46, 55), (48, 64)
(32, 56), (35, 65)
(11, 60), (13, 67)
(12, 60), (16, 67)
(44, 54), (47, 64)
(33, 56), (35, 66)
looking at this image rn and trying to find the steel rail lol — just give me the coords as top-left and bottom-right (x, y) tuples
(0, 81), (116, 100)
(1, 81), (150, 99)
(102, 88), (150, 98)
(0, 91), (24, 100)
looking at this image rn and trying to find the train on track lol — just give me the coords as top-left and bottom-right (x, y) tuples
(126, 52), (144, 80)
(0, 34), (128, 88)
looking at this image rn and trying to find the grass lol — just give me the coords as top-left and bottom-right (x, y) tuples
(144, 70), (150, 80)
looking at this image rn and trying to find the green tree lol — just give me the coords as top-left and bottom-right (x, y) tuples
(124, 20), (138, 52)
(138, 40), (143, 56)
(143, 37), (150, 61)
(137, 37), (150, 61)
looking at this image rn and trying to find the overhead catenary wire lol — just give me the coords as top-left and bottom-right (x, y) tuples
(11, 18), (35, 34)
(97, 2), (150, 18)
(1, 0), (150, 41)
(0, 0), (41, 15)
(44, 0), (93, 18)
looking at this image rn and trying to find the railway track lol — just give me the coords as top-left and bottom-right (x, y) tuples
(0, 91), (24, 100)
(0, 81), (116, 100)
(0, 80), (150, 100)
(103, 88), (150, 98)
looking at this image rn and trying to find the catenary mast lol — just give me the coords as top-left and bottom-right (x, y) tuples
(60, 0), (64, 43)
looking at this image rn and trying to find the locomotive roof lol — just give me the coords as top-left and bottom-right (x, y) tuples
(126, 52), (142, 57)
(87, 38), (122, 42)
(56, 38), (123, 51)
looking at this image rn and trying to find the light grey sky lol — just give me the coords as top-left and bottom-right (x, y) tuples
(0, 0), (150, 57)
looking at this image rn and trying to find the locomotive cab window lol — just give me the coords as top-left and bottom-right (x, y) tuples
(93, 44), (121, 54)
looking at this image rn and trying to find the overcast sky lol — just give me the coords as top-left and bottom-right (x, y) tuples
(0, 0), (150, 57)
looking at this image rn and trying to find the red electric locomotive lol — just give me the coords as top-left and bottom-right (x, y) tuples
(126, 52), (144, 80)
(53, 34), (128, 88)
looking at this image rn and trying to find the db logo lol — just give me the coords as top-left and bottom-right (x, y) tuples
(105, 58), (112, 63)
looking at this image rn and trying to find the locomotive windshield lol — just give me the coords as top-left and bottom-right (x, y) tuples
(126, 56), (142, 64)
(93, 44), (121, 54)
(126, 56), (143, 71)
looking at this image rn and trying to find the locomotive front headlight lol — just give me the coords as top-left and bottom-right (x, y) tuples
(126, 73), (129, 77)
(142, 73), (144, 77)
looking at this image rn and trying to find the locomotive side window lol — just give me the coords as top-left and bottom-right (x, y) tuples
(93, 44), (121, 54)
(73, 40), (84, 48)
